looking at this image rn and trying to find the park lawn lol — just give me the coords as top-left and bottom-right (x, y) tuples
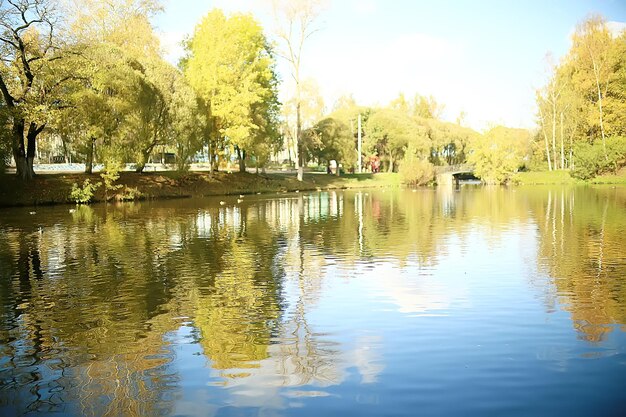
(0, 171), (402, 208)
(514, 168), (626, 185)
(513, 170), (578, 185)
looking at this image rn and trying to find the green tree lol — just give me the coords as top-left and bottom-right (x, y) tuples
(536, 15), (626, 176)
(366, 108), (423, 172)
(307, 117), (355, 174)
(184, 9), (280, 173)
(469, 126), (531, 184)
(0, 0), (69, 179)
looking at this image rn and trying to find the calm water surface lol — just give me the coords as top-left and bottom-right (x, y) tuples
(0, 186), (625, 416)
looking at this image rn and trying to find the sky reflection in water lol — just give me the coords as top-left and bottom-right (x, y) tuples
(0, 186), (625, 416)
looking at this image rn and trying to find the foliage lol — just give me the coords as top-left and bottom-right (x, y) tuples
(0, 110), (10, 173)
(0, 0), (67, 179)
(469, 126), (531, 184)
(571, 136), (626, 180)
(117, 186), (144, 201)
(305, 117), (355, 171)
(399, 144), (434, 186)
(70, 179), (101, 204)
(100, 160), (123, 201)
(366, 108), (425, 172)
(184, 9), (281, 172)
(535, 15), (626, 173)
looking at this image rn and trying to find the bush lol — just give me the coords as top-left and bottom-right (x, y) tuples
(399, 157), (434, 186)
(116, 186), (143, 201)
(571, 136), (626, 180)
(70, 179), (101, 204)
(100, 160), (123, 201)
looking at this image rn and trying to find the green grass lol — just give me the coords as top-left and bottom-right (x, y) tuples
(513, 170), (578, 185)
(589, 168), (626, 184)
(513, 168), (626, 185)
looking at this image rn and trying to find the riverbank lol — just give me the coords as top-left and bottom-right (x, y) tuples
(0, 171), (402, 208)
(513, 168), (626, 185)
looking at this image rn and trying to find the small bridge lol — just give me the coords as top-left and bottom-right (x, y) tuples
(434, 164), (475, 186)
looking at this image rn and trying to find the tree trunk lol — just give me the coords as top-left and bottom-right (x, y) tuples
(560, 111), (565, 170)
(237, 147), (246, 173)
(61, 135), (70, 163)
(14, 156), (34, 180)
(207, 140), (213, 176)
(592, 60), (608, 161)
(296, 102), (303, 181)
(11, 119), (32, 180)
(539, 106), (552, 171)
(388, 153), (394, 173)
(551, 99), (557, 170)
(14, 121), (43, 180)
(85, 137), (96, 174)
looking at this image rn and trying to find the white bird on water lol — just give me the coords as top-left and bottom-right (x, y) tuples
(219, 201), (226, 205)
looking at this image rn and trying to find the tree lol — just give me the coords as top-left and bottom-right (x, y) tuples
(272, 0), (322, 181)
(0, 0), (67, 179)
(307, 117), (354, 174)
(468, 126), (531, 184)
(535, 15), (626, 175)
(281, 78), (324, 165)
(570, 15), (613, 159)
(184, 9), (280, 173)
(412, 94), (445, 119)
(366, 108), (423, 172)
(427, 118), (478, 166)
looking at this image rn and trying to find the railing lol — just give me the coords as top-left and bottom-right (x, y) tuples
(434, 164), (474, 174)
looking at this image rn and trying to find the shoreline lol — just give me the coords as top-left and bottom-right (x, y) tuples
(0, 171), (402, 208)
(2, 169), (625, 209)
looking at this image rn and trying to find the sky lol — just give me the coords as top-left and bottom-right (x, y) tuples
(153, 0), (626, 131)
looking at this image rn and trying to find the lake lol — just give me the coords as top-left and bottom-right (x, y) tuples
(0, 186), (625, 416)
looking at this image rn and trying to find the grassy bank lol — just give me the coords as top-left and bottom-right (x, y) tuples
(513, 168), (626, 185)
(0, 171), (402, 208)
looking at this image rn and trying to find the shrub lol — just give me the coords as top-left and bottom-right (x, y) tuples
(116, 186), (143, 201)
(100, 160), (123, 201)
(571, 136), (626, 180)
(399, 157), (434, 186)
(70, 179), (101, 204)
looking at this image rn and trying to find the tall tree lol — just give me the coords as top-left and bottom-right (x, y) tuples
(570, 15), (615, 160)
(184, 9), (280, 173)
(0, 0), (67, 179)
(366, 108), (419, 172)
(272, 0), (322, 181)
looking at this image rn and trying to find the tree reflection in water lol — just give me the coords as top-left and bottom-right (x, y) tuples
(0, 187), (624, 415)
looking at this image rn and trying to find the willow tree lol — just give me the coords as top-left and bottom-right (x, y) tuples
(184, 9), (280, 173)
